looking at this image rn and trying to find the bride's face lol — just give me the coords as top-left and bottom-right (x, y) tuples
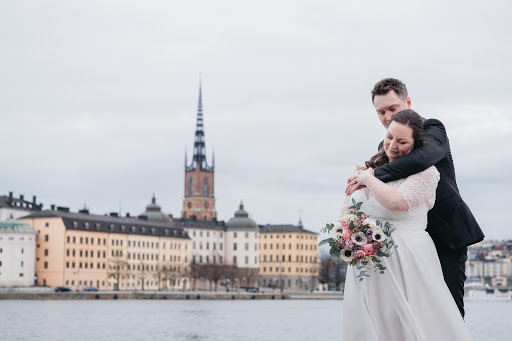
(384, 121), (415, 162)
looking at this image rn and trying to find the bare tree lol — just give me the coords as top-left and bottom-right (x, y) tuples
(319, 255), (333, 287)
(108, 257), (128, 291)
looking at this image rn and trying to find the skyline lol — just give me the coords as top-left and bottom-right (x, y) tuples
(1, 1), (511, 241)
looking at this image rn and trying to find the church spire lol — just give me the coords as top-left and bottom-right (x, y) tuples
(188, 81), (210, 171)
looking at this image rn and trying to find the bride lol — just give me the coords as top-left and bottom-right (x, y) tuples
(342, 109), (471, 340)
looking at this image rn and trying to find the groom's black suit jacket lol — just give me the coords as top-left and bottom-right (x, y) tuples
(374, 118), (484, 249)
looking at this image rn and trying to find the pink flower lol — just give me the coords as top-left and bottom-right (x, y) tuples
(362, 244), (374, 256)
(341, 221), (350, 228)
(342, 229), (353, 241)
(355, 250), (365, 259)
(353, 219), (362, 228)
(373, 241), (380, 250)
(344, 239), (355, 250)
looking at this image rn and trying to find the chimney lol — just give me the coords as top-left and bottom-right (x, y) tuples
(126, 212), (131, 218)
(51, 204), (56, 210)
(78, 209), (89, 214)
(109, 212), (118, 217)
(8, 192), (13, 200)
(20, 194), (24, 201)
(56, 206), (70, 212)
(32, 196), (37, 205)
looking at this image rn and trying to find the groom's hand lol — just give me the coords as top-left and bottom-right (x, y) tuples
(345, 164), (367, 195)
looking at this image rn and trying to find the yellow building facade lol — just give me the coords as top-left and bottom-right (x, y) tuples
(259, 223), (319, 291)
(21, 209), (191, 291)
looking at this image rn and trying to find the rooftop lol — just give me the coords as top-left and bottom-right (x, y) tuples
(259, 224), (317, 235)
(20, 210), (190, 239)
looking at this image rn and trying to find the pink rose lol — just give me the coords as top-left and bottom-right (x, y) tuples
(342, 229), (353, 241)
(362, 244), (374, 256)
(341, 221), (350, 228)
(355, 250), (365, 259)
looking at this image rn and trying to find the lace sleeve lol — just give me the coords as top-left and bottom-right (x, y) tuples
(340, 163), (365, 217)
(340, 195), (351, 218)
(398, 166), (440, 210)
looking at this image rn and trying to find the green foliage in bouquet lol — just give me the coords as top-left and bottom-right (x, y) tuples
(319, 199), (398, 281)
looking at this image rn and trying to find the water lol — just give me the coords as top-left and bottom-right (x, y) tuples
(1, 299), (510, 340)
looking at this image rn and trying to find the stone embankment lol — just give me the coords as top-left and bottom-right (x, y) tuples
(0, 288), (343, 300)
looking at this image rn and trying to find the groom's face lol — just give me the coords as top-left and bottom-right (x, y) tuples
(373, 90), (411, 128)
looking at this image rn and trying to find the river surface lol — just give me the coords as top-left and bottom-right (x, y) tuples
(1, 299), (510, 340)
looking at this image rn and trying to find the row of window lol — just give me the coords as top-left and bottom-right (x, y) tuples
(65, 279), (105, 286)
(66, 249), (107, 258)
(233, 243), (258, 251)
(192, 230), (223, 238)
(263, 243), (317, 251)
(192, 241), (223, 251)
(0, 261), (27, 267)
(0, 237), (32, 241)
(232, 232), (257, 239)
(232, 256), (257, 265)
(193, 255), (223, 264)
(261, 267), (316, 274)
(261, 255), (317, 263)
(66, 236), (107, 245)
(263, 234), (316, 240)
(65, 261), (106, 269)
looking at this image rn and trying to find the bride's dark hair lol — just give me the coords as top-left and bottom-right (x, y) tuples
(365, 109), (426, 169)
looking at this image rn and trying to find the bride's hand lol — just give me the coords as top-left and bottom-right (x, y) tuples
(354, 167), (374, 186)
(345, 164), (368, 195)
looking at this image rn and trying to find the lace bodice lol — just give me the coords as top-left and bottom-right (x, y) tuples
(342, 166), (440, 231)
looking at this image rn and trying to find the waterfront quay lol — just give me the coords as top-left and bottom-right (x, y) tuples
(0, 288), (343, 300)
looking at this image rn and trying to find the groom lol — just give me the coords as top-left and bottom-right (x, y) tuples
(346, 78), (484, 318)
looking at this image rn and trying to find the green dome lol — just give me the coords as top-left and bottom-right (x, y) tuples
(0, 219), (36, 233)
(226, 202), (258, 230)
(138, 195), (170, 223)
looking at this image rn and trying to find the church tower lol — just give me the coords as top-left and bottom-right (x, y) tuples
(182, 83), (217, 220)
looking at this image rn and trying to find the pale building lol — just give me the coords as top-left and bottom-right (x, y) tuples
(225, 203), (260, 288)
(259, 220), (319, 291)
(20, 208), (191, 291)
(0, 219), (36, 287)
(466, 258), (512, 278)
(0, 192), (42, 220)
(178, 219), (225, 265)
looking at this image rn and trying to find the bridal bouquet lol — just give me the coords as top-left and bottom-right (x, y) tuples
(320, 199), (397, 281)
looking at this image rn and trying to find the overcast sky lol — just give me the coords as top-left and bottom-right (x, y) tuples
(1, 0), (511, 241)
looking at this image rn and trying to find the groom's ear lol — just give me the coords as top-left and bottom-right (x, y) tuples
(406, 97), (412, 108)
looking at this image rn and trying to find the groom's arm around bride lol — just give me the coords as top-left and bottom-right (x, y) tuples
(348, 78), (484, 317)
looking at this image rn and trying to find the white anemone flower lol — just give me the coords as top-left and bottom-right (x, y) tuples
(372, 229), (387, 242)
(340, 249), (354, 262)
(351, 232), (368, 246)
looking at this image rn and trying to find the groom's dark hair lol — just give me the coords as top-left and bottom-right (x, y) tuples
(371, 78), (408, 103)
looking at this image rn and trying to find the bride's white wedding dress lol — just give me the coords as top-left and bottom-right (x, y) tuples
(342, 166), (471, 341)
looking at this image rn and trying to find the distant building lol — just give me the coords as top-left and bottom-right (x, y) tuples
(0, 219), (36, 287)
(20, 208), (191, 291)
(0, 192), (42, 220)
(467, 258), (512, 278)
(176, 219), (225, 266)
(225, 203), (260, 288)
(259, 219), (319, 291)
